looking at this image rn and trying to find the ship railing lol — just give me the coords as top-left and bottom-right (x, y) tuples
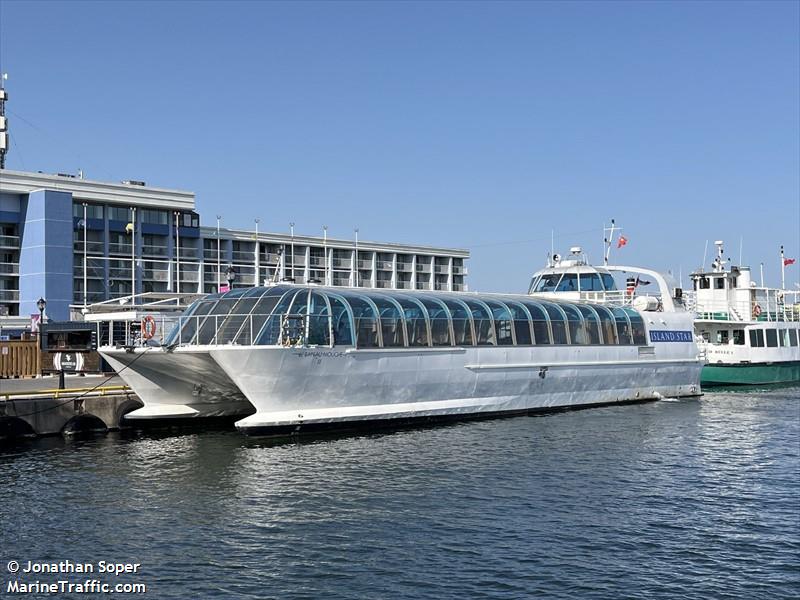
(693, 292), (800, 322)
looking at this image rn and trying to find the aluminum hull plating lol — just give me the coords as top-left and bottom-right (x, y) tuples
(214, 343), (703, 435)
(100, 347), (254, 419)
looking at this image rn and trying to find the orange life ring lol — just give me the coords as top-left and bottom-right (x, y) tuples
(752, 304), (762, 318)
(141, 315), (157, 339)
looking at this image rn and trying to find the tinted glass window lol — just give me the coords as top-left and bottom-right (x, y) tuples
(732, 329), (745, 345)
(611, 307), (633, 345)
(600, 274), (616, 291)
(463, 299), (495, 345)
(595, 306), (618, 345)
(341, 294), (380, 348)
(419, 297), (453, 346)
(749, 329), (758, 347)
(540, 302), (568, 344)
(256, 289), (304, 345)
(484, 300), (514, 346)
(441, 299), (473, 346)
(327, 294), (353, 346)
(579, 274), (604, 291)
(766, 329), (778, 347)
(624, 309), (648, 345)
(556, 274), (579, 292)
(394, 297), (429, 347)
(306, 292), (331, 346)
(756, 329), (765, 347)
(560, 304), (585, 344)
(368, 294), (405, 348)
(790, 329), (798, 347)
(520, 300), (550, 345)
(503, 300), (532, 345)
(576, 305), (602, 344)
(534, 274), (561, 292)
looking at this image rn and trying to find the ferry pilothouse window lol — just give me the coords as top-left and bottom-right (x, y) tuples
(579, 274), (604, 291)
(733, 329), (745, 345)
(714, 277), (725, 290)
(779, 329), (789, 347)
(697, 277), (710, 290)
(716, 330), (729, 345)
(600, 273), (616, 291)
(556, 274), (579, 292)
(789, 329), (799, 347)
(766, 329), (778, 348)
(534, 274), (562, 293)
(749, 329), (765, 348)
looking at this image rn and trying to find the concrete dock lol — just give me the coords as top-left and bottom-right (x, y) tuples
(0, 374), (142, 440)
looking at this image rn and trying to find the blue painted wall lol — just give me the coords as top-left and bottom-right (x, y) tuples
(19, 190), (74, 320)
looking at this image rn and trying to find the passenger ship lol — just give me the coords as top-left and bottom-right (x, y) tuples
(690, 242), (799, 386)
(101, 276), (703, 435)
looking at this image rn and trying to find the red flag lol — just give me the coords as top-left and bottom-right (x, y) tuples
(784, 258), (796, 266)
(617, 235), (628, 249)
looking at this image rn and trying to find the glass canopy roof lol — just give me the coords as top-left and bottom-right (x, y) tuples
(165, 285), (648, 348)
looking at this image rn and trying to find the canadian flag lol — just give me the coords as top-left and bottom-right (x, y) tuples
(784, 258), (796, 266)
(617, 235), (628, 249)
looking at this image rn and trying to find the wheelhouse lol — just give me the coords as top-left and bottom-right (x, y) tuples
(165, 285), (649, 349)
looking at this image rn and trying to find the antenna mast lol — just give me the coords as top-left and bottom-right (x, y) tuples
(0, 73), (8, 169)
(603, 218), (619, 266)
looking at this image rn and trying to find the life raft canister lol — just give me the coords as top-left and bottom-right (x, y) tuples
(141, 315), (157, 339)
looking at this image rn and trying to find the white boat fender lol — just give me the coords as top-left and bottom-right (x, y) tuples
(632, 296), (659, 312)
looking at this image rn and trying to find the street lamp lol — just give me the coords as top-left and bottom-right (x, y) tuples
(36, 297), (46, 328)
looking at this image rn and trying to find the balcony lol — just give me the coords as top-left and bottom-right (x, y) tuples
(416, 263), (432, 273)
(377, 261), (393, 271)
(108, 242), (133, 255)
(357, 260), (373, 269)
(452, 266), (468, 275)
(415, 282), (432, 290)
(142, 245), (168, 257)
(0, 290), (20, 301)
(332, 258), (352, 269)
(309, 256), (326, 267)
(434, 265), (449, 274)
(396, 281), (413, 289)
(0, 235), (20, 250)
(143, 270), (170, 282)
(232, 250), (255, 263)
(376, 280), (392, 288)
(74, 240), (105, 254)
(262, 252), (282, 263)
(396, 262), (413, 272)
(0, 262), (19, 275)
(434, 283), (449, 291)
(179, 270), (200, 282)
(176, 247), (200, 260)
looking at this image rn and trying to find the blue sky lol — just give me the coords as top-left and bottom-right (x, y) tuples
(1, 1), (798, 292)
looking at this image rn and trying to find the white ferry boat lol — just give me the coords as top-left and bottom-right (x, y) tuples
(690, 242), (799, 386)
(101, 280), (703, 435)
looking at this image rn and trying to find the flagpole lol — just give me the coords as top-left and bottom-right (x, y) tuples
(175, 211), (181, 294)
(781, 245), (785, 290)
(130, 207), (136, 303)
(82, 202), (88, 307)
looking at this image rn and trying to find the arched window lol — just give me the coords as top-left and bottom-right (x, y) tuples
(539, 301), (568, 344)
(440, 298), (473, 346)
(610, 306), (634, 345)
(255, 288), (306, 345)
(393, 296), (430, 347)
(623, 308), (648, 345)
(575, 304), (603, 345)
(306, 292), (331, 346)
(366, 293), (406, 348)
(417, 296), (453, 346)
(483, 299), (515, 345)
(339, 292), (381, 348)
(559, 303), (586, 345)
(594, 305), (619, 345)
(461, 299), (495, 345)
(501, 299), (533, 345)
(520, 299), (551, 345)
(326, 293), (354, 346)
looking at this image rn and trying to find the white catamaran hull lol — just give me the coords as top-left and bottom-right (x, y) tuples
(212, 342), (702, 435)
(100, 347), (254, 419)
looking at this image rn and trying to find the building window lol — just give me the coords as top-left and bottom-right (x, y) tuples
(141, 209), (168, 225)
(73, 203), (104, 219)
(108, 206), (132, 222)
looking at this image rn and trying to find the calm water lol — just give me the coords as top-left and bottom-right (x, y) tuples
(1, 387), (798, 599)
